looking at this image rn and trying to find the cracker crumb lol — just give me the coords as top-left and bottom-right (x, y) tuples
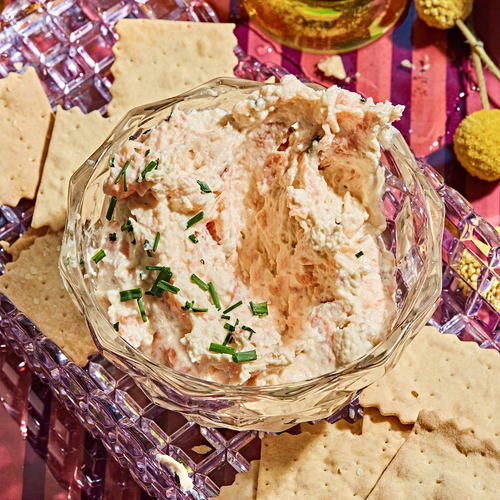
(191, 445), (211, 454)
(317, 55), (346, 80)
(14, 62), (23, 70)
(401, 59), (416, 70)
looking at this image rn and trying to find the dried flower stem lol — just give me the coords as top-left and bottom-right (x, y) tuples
(456, 19), (500, 84)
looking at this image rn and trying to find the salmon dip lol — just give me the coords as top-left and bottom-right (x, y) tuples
(95, 75), (404, 386)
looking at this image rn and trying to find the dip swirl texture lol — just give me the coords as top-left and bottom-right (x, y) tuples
(96, 76), (403, 385)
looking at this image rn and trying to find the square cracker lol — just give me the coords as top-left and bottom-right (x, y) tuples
(367, 410), (500, 499)
(257, 429), (404, 500)
(0, 67), (54, 207)
(7, 226), (49, 261)
(107, 20), (238, 118)
(300, 418), (361, 436)
(218, 460), (260, 500)
(0, 231), (97, 366)
(362, 407), (413, 439)
(359, 326), (500, 435)
(32, 106), (117, 231)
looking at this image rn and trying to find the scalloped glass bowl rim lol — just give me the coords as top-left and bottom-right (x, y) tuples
(60, 76), (444, 396)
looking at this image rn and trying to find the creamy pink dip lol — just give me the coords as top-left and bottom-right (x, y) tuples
(95, 76), (403, 386)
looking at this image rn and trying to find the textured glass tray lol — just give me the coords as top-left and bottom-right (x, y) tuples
(1, 0), (500, 498)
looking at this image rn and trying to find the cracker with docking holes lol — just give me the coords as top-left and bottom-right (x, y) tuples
(107, 20), (238, 118)
(362, 407), (413, 440)
(300, 418), (361, 436)
(218, 460), (260, 500)
(0, 231), (97, 366)
(367, 410), (500, 500)
(32, 106), (117, 231)
(256, 429), (404, 500)
(0, 67), (54, 207)
(360, 326), (500, 435)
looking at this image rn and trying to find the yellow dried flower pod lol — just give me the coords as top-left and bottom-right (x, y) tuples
(453, 109), (500, 181)
(414, 0), (473, 29)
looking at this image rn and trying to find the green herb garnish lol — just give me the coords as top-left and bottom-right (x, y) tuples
(113, 322), (119, 331)
(146, 265), (163, 271)
(222, 332), (233, 346)
(223, 301), (242, 315)
(106, 196), (117, 221)
(250, 301), (268, 316)
(153, 232), (160, 252)
(92, 249), (106, 264)
(120, 288), (143, 302)
(196, 180), (212, 193)
(136, 159), (158, 183)
(186, 211), (204, 230)
(360, 97), (367, 103)
(129, 135), (135, 140)
(121, 219), (132, 232)
(241, 326), (255, 340)
(145, 149), (150, 157)
(355, 251), (364, 258)
(109, 233), (116, 241)
(189, 234), (198, 244)
(209, 343), (236, 355)
(208, 282), (221, 310)
(181, 301), (194, 311)
(150, 267), (172, 298)
(200, 259), (205, 265)
(144, 239), (153, 257)
(224, 322), (235, 332)
(137, 297), (147, 322)
(80, 259), (84, 266)
(157, 280), (179, 294)
(232, 350), (257, 363)
(221, 315), (230, 320)
(114, 160), (130, 186)
(190, 274), (209, 291)
(192, 306), (208, 313)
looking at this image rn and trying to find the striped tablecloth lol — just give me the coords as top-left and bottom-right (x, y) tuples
(0, 1), (499, 499)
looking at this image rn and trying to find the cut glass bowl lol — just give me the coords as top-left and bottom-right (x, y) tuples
(59, 77), (445, 432)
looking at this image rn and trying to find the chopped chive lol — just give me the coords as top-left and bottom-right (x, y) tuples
(250, 301), (268, 316)
(144, 239), (153, 257)
(113, 322), (119, 331)
(123, 171), (128, 192)
(196, 180), (212, 193)
(208, 282), (221, 310)
(150, 267), (173, 298)
(121, 219), (132, 232)
(114, 160), (130, 185)
(137, 297), (147, 322)
(136, 160), (158, 183)
(200, 259), (205, 265)
(111, 157), (116, 168)
(157, 280), (179, 294)
(153, 232), (161, 251)
(209, 343), (236, 355)
(186, 211), (204, 230)
(189, 234), (198, 244)
(92, 249), (106, 264)
(355, 250), (364, 258)
(224, 322), (235, 332)
(223, 301), (242, 315)
(360, 97), (367, 103)
(146, 265), (163, 271)
(192, 306), (208, 313)
(181, 301), (193, 311)
(80, 259), (84, 266)
(65, 256), (69, 266)
(222, 332), (233, 346)
(190, 274), (209, 291)
(145, 149), (150, 157)
(120, 288), (143, 302)
(232, 350), (257, 363)
(109, 233), (116, 241)
(131, 239), (136, 245)
(235, 319), (239, 326)
(129, 135), (135, 140)
(106, 196), (117, 221)
(241, 326), (255, 340)
(221, 315), (230, 320)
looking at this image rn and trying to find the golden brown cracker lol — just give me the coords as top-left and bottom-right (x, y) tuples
(7, 226), (49, 261)
(0, 231), (97, 366)
(218, 460), (260, 500)
(362, 407), (413, 440)
(367, 410), (500, 500)
(0, 67), (54, 207)
(107, 20), (238, 118)
(360, 326), (500, 435)
(257, 429), (404, 500)
(300, 418), (361, 436)
(32, 106), (117, 231)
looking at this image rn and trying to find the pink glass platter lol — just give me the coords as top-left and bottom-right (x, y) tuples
(1, 0), (500, 498)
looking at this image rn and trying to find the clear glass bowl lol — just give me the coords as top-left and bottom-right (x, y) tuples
(59, 77), (445, 432)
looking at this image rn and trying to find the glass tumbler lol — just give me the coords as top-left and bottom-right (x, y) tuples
(243, 0), (408, 53)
